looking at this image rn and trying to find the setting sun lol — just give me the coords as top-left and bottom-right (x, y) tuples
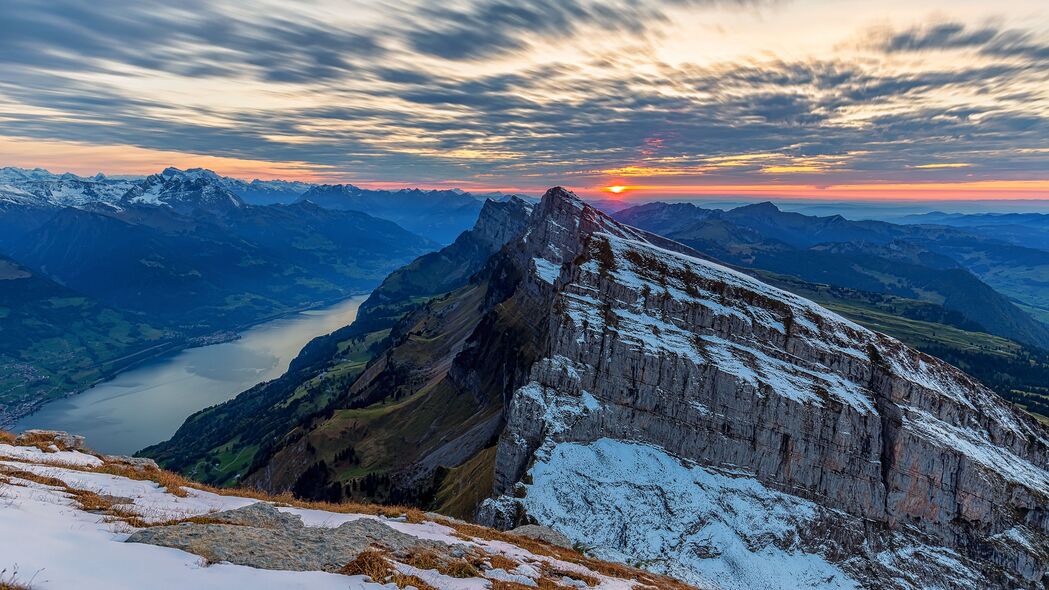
(607, 185), (627, 194)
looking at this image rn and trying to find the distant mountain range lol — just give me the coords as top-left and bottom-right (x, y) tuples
(0, 165), (508, 423)
(0, 166), (515, 244)
(894, 210), (1049, 252)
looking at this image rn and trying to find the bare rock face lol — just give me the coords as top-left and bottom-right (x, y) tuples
(479, 188), (1048, 590)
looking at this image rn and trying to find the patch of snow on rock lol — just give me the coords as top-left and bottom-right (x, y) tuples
(522, 438), (861, 590)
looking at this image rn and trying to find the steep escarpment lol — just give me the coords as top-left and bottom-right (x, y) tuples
(479, 189), (1048, 589)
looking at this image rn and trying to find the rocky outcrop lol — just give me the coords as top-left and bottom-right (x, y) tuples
(17, 429), (85, 450)
(478, 188), (1048, 589)
(127, 503), (452, 572)
(508, 524), (573, 549)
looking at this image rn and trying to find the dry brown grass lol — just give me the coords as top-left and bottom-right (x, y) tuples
(0, 578), (31, 590)
(0, 431), (16, 445)
(103, 506), (230, 529)
(339, 549), (394, 582)
(488, 553), (519, 571)
(440, 558), (480, 579)
(0, 465), (112, 514)
(403, 548), (480, 579)
(405, 549), (442, 571)
(0, 564), (40, 590)
(390, 573), (439, 590)
(491, 579), (562, 590)
(3, 431), (419, 515)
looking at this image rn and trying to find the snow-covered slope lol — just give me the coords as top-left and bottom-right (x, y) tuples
(0, 167), (138, 206)
(479, 188), (1048, 590)
(0, 432), (681, 590)
(0, 166), (313, 211)
(120, 167), (245, 214)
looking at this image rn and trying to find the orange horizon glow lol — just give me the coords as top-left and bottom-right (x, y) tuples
(2, 136), (1049, 202)
(578, 180), (1049, 201)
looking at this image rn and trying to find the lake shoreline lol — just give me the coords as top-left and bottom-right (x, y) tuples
(2, 294), (369, 429)
(8, 294), (369, 452)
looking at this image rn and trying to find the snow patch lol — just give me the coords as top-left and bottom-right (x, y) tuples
(522, 439), (860, 590)
(0, 443), (104, 467)
(532, 257), (561, 284)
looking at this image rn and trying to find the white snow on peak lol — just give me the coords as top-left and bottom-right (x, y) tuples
(901, 407), (1049, 490)
(560, 231), (878, 414)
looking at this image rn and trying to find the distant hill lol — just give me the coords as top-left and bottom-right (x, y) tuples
(895, 211), (1049, 249)
(616, 201), (1049, 349)
(297, 184), (485, 244)
(10, 199), (436, 331)
(0, 254), (171, 423)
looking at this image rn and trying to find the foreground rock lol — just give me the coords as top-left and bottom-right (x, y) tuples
(16, 428), (85, 449)
(127, 503), (450, 572)
(509, 524), (573, 549)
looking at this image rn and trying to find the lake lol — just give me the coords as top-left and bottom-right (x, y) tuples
(14, 295), (367, 455)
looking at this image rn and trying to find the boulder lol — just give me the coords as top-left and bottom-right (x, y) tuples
(104, 455), (160, 472)
(127, 502), (456, 572)
(16, 429), (85, 450)
(508, 524), (573, 549)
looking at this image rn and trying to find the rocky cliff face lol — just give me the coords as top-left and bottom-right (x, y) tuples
(150, 186), (1047, 589)
(476, 188), (1047, 589)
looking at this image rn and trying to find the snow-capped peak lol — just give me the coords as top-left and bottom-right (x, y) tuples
(122, 168), (245, 213)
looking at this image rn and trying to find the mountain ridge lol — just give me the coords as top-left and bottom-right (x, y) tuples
(147, 187), (1048, 589)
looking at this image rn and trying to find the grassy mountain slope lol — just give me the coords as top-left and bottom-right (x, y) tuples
(0, 255), (171, 422)
(141, 199), (533, 503)
(10, 203), (436, 333)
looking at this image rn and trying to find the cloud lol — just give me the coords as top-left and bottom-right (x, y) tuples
(404, 0), (760, 61)
(877, 21), (1049, 63)
(406, 0), (662, 60)
(0, 3), (1046, 188)
(0, 0), (385, 82)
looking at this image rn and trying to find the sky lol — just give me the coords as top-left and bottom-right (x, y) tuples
(1, 0), (1048, 201)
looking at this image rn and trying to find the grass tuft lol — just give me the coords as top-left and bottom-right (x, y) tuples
(0, 565), (39, 590)
(339, 549), (393, 583)
(390, 573), (439, 590)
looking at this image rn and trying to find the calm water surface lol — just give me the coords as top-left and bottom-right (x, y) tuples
(15, 295), (367, 455)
